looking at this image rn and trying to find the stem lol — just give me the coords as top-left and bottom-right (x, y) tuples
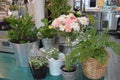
(65, 54), (71, 71)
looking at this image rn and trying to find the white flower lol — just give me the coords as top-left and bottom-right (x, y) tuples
(58, 14), (66, 23)
(88, 35), (91, 37)
(59, 25), (65, 31)
(80, 31), (84, 34)
(78, 17), (89, 26)
(70, 22), (80, 31)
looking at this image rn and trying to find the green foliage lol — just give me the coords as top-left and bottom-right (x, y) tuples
(37, 18), (56, 39)
(70, 26), (120, 65)
(46, 48), (60, 60)
(72, 11), (82, 17)
(64, 48), (80, 71)
(47, 0), (71, 20)
(0, 0), (7, 2)
(86, 14), (96, 26)
(9, 5), (19, 11)
(29, 56), (48, 69)
(5, 13), (38, 43)
(63, 14), (96, 71)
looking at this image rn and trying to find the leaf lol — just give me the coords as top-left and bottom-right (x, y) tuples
(41, 18), (49, 26)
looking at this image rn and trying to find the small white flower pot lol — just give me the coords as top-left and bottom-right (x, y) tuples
(46, 53), (64, 76)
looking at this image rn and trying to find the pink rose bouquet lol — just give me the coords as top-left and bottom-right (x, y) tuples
(51, 13), (89, 42)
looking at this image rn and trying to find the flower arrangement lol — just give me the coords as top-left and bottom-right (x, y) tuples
(51, 13), (89, 42)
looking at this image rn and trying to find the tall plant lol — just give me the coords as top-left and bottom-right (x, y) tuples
(64, 53), (79, 71)
(47, 0), (71, 20)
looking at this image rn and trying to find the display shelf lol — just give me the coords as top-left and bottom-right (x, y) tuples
(0, 52), (106, 80)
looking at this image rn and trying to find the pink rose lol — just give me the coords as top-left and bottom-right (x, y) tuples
(52, 18), (62, 28)
(65, 24), (72, 32)
(65, 17), (76, 25)
(69, 13), (76, 19)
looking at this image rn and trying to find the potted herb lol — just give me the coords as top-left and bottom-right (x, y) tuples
(70, 26), (120, 79)
(29, 56), (48, 79)
(46, 48), (64, 76)
(5, 13), (39, 67)
(37, 18), (56, 50)
(60, 51), (79, 80)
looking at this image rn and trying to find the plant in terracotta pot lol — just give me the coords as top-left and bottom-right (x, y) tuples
(70, 26), (120, 79)
(46, 48), (64, 76)
(5, 13), (39, 67)
(37, 18), (56, 50)
(29, 56), (48, 79)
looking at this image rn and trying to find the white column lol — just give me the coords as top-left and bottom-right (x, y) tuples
(34, 0), (45, 28)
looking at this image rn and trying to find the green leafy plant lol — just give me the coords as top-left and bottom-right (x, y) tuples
(37, 18), (56, 39)
(29, 56), (48, 69)
(46, 48), (61, 60)
(70, 26), (120, 65)
(47, 0), (71, 20)
(63, 53), (78, 71)
(63, 14), (120, 71)
(5, 13), (38, 43)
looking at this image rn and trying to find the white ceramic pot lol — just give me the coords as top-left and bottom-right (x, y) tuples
(47, 53), (64, 76)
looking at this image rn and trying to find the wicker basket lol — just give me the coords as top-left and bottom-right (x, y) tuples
(82, 53), (109, 79)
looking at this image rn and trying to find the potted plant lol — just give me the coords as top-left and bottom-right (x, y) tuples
(51, 13), (89, 54)
(5, 13), (39, 67)
(70, 26), (120, 79)
(60, 49), (79, 80)
(29, 56), (48, 79)
(37, 18), (56, 50)
(46, 48), (64, 76)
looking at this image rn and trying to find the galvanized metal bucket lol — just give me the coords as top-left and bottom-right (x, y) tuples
(42, 38), (54, 51)
(11, 40), (39, 67)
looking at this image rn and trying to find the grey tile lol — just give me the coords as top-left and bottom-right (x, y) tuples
(107, 36), (120, 80)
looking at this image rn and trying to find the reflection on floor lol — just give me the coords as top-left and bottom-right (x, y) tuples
(0, 53), (33, 80)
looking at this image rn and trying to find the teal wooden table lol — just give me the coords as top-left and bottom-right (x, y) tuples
(0, 52), (106, 80)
